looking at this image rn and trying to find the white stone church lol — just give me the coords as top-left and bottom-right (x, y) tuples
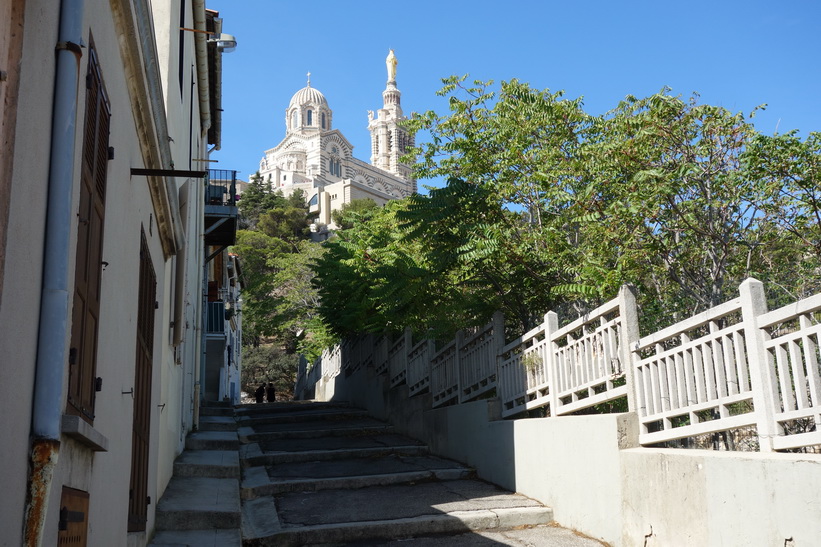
(256, 50), (415, 232)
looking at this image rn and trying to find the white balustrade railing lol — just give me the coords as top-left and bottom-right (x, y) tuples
(757, 292), (821, 451)
(553, 298), (628, 416)
(459, 312), (504, 402)
(632, 296), (757, 446)
(431, 336), (459, 407)
(407, 338), (435, 397)
(373, 335), (389, 375)
(388, 329), (410, 387)
(499, 319), (553, 417)
(295, 279), (821, 453)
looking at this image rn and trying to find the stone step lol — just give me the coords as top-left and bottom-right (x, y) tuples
(243, 466), (476, 499)
(235, 400), (351, 416)
(199, 405), (235, 417)
(173, 449), (239, 479)
(238, 422), (393, 443)
(198, 414), (238, 432)
(243, 479), (554, 546)
(185, 430), (239, 451)
(253, 430), (424, 454)
(148, 528), (241, 547)
(154, 477), (240, 531)
(241, 452), (475, 499)
(236, 407), (370, 426)
(312, 524), (608, 547)
(242, 444), (431, 467)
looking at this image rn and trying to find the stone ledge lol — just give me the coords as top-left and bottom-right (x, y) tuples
(61, 414), (109, 452)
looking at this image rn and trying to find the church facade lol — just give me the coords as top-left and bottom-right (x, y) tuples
(256, 50), (415, 231)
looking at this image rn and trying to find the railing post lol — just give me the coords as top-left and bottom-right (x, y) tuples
(618, 284), (640, 413)
(455, 329), (464, 401)
(545, 311), (559, 417)
(739, 278), (778, 452)
(493, 311), (505, 399)
(403, 327), (412, 389)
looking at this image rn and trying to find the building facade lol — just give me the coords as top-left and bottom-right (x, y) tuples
(0, 1), (236, 545)
(256, 50), (416, 232)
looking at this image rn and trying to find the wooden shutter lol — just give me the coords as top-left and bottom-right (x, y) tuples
(58, 487), (89, 547)
(128, 231), (156, 532)
(67, 40), (110, 422)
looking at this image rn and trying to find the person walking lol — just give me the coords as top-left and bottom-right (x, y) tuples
(266, 382), (276, 403)
(254, 383), (266, 403)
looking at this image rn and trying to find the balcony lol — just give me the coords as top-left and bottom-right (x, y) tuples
(206, 301), (226, 337)
(204, 169), (238, 246)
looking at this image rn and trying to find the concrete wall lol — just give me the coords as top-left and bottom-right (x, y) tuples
(621, 448), (821, 546)
(317, 363), (821, 547)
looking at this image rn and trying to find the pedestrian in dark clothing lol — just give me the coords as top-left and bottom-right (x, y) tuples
(266, 382), (276, 403)
(254, 383), (266, 403)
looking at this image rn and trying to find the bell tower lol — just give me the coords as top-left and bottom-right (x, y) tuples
(368, 50), (414, 187)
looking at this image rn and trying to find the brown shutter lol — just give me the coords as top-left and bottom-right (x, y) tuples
(128, 231), (156, 532)
(57, 487), (90, 547)
(67, 41), (110, 423)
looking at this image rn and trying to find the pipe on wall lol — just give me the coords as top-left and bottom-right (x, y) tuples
(24, 0), (85, 544)
(192, 0), (210, 135)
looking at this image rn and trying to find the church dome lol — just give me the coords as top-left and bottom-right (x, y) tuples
(288, 84), (328, 109)
(286, 76), (333, 134)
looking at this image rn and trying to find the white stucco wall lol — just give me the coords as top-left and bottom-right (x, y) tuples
(0, 5), (59, 545)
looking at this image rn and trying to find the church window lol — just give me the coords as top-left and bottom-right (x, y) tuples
(291, 110), (297, 128)
(307, 109), (313, 126)
(321, 113), (326, 128)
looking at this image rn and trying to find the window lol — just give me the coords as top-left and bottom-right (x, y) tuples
(291, 110), (297, 129)
(307, 109), (313, 126)
(321, 112), (326, 128)
(67, 40), (110, 423)
(309, 193), (318, 206)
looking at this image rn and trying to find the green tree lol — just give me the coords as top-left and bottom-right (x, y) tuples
(402, 78), (816, 330)
(238, 172), (284, 229)
(241, 345), (298, 398)
(331, 198), (379, 230)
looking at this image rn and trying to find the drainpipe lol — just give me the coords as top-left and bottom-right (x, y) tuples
(24, 0), (85, 544)
(192, 0), (210, 134)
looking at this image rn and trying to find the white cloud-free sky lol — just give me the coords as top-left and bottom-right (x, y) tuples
(206, 0), (820, 188)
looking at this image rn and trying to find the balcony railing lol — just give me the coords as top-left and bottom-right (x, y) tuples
(204, 169), (238, 246)
(206, 169), (238, 207)
(206, 301), (225, 334)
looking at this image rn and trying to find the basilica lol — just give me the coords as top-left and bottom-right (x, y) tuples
(256, 50), (415, 232)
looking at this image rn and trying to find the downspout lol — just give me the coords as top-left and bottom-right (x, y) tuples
(24, 0), (84, 545)
(192, 0), (210, 134)
(193, 0), (209, 425)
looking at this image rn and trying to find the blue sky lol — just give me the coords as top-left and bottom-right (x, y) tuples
(206, 1), (820, 187)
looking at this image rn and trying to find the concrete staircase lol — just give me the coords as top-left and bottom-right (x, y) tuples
(149, 403), (242, 547)
(151, 401), (606, 546)
(237, 401), (589, 547)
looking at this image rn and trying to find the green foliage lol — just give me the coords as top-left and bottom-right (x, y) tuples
(233, 187), (328, 353)
(241, 345), (298, 397)
(331, 198), (379, 230)
(399, 78), (819, 331)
